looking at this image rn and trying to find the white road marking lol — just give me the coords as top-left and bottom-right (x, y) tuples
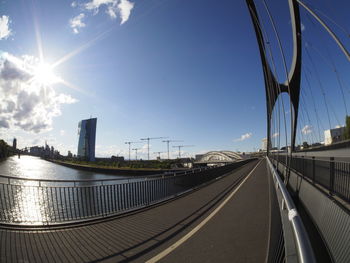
(146, 159), (263, 263)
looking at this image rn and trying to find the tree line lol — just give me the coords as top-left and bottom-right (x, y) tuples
(0, 140), (14, 159)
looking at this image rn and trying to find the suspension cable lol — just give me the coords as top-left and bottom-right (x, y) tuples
(305, 47), (332, 129)
(306, 42), (348, 115)
(296, 0), (350, 61)
(303, 73), (324, 142)
(300, 88), (318, 143)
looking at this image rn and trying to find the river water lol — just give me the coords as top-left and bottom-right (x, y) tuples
(0, 155), (142, 224)
(0, 155), (187, 225)
(0, 155), (128, 180)
(0, 155), (234, 225)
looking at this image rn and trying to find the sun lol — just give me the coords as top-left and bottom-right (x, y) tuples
(33, 62), (61, 85)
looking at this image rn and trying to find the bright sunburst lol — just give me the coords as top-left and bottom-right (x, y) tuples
(33, 62), (61, 85)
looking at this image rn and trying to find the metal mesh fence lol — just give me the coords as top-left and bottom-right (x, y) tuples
(271, 154), (350, 202)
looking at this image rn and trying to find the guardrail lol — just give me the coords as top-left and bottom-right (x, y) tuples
(0, 160), (253, 226)
(271, 154), (350, 202)
(267, 157), (316, 263)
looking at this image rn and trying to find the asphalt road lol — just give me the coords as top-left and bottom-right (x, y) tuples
(154, 159), (270, 263)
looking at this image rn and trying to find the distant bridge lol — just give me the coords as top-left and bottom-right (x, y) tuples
(194, 151), (243, 165)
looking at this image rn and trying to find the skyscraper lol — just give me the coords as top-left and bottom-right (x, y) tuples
(13, 138), (17, 150)
(77, 118), (97, 161)
(261, 138), (268, 151)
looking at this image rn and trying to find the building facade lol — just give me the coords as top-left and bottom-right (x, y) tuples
(324, 126), (345, 145)
(77, 118), (97, 161)
(261, 138), (268, 151)
(12, 138), (17, 150)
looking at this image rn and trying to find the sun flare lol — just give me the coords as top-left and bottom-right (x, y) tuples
(33, 63), (61, 85)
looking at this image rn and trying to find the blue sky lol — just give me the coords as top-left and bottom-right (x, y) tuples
(1, 0), (349, 158)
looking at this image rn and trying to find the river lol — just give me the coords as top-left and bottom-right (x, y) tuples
(0, 155), (184, 225)
(0, 155), (129, 180)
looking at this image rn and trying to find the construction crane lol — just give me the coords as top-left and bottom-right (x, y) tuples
(125, 141), (142, 161)
(140, 137), (168, 160)
(172, 145), (194, 158)
(162, 140), (183, 159)
(153, 151), (164, 160)
(132, 148), (141, 161)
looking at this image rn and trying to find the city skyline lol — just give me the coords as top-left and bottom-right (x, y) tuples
(1, 0), (350, 158)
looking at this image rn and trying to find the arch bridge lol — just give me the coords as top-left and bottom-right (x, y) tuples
(195, 151), (243, 165)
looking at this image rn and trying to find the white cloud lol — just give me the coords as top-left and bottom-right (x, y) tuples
(69, 13), (86, 34)
(301, 125), (312, 135)
(0, 52), (77, 133)
(106, 5), (118, 19)
(96, 144), (125, 157)
(72, 0), (134, 26)
(71, 1), (78, 8)
(272, 132), (279, 138)
(85, 0), (116, 11)
(0, 15), (12, 40)
(60, 130), (66, 136)
(118, 0), (134, 24)
(85, 0), (119, 19)
(234, 132), (253, 142)
(301, 23), (305, 32)
(139, 143), (150, 154)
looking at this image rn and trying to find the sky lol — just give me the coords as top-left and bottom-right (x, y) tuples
(0, 0), (350, 159)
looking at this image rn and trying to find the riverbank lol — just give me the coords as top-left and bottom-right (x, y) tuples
(49, 159), (184, 176)
(0, 140), (15, 160)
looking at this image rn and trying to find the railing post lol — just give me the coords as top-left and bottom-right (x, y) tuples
(312, 157), (315, 184)
(329, 157), (335, 195)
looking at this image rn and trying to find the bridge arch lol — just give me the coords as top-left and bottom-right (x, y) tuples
(246, 0), (302, 152)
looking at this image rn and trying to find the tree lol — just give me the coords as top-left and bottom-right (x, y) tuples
(345, 115), (350, 140)
(0, 140), (11, 159)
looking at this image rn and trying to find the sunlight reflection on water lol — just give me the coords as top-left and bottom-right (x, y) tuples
(0, 155), (132, 224)
(14, 185), (46, 224)
(0, 155), (128, 180)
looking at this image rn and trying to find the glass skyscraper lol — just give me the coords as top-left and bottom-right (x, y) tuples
(77, 118), (97, 161)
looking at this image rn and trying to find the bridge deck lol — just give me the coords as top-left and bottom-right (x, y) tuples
(0, 159), (271, 263)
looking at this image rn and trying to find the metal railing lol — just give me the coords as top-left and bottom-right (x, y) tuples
(271, 154), (350, 202)
(267, 157), (316, 263)
(0, 160), (253, 226)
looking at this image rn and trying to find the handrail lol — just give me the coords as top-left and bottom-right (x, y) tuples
(0, 167), (205, 184)
(271, 154), (350, 164)
(267, 157), (316, 263)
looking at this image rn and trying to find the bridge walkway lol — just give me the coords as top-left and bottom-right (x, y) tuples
(0, 159), (272, 263)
